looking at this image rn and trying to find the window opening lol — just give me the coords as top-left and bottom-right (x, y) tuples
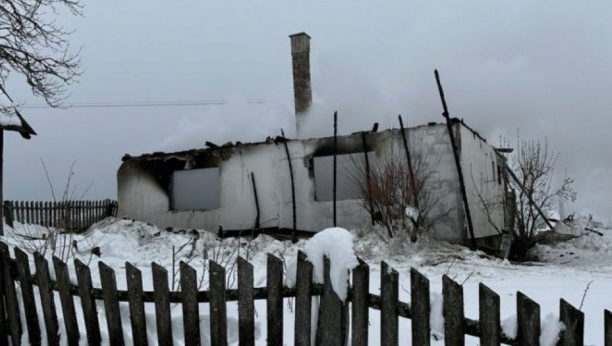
(171, 167), (220, 210)
(313, 153), (371, 201)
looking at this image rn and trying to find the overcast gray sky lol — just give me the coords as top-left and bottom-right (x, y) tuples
(4, 1), (612, 221)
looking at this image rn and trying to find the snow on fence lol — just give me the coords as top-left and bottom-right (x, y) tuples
(2, 199), (118, 231)
(0, 243), (603, 346)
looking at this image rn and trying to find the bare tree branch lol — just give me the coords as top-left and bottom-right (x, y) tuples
(0, 0), (82, 117)
(474, 133), (576, 259)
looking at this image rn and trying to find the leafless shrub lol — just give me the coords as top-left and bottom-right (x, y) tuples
(474, 134), (576, 259)
(11, 160), (99, 263)
(171, 233), (258, 291)
(579, 280), (593, 311)
(171, 237), (198, 291)
(348, 132), (452, 242)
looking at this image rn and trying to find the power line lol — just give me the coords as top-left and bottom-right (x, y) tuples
(19, 99), (270, 109)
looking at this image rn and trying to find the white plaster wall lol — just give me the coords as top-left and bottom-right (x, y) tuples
(152, 145), (282, 231)
(398, 125), (464, 241)
(118, 124), (478, 242)
(459, 126), (505, 238)
(277, 126), (464, 236)
(273, 138), (372, 232)
(117, 161), (170, 222)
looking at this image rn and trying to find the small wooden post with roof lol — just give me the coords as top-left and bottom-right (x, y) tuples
(0, 109), (37, 235)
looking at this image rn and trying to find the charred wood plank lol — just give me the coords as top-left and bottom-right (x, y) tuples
(281, 129), (297, 242)
(34, 254), (59, 346)
(126, 262), (147, 346)
(209, 261), (227, 346)
(434, 70), (477, 250)
(238, 257), (255, 346)
(14, 248), (41, 346)
(295, 251), (313, 346)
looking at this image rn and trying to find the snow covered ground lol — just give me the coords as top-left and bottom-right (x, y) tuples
(2, 217), (611, 345)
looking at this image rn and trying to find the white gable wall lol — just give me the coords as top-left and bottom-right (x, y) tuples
(459, 126), (506, 240)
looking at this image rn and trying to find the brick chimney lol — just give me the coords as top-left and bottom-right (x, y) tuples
(289, 32), (312, 137)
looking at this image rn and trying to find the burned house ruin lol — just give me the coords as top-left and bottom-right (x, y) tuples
(117, 32), (511, 248)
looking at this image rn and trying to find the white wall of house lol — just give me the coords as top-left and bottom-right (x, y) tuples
(460, 125), (506, 239)
(117, 163), (172, 222)
(117, 123), (503, 242)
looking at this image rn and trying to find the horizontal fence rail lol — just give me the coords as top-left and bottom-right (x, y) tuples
(3, 199), (118, 232)
(0, 241), (605, 345)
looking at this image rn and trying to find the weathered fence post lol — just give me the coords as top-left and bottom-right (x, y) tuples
(267, 254), (284, 345)
(37, 201), (42, 226)
(605, 310), (612, 346)
(352, 258), (369, 346)
(17, 200), (22, 224)
(75, 259), (101, 346)
(40, 201), (45, 227)
(51, 201), (57, 228)
(45, 201), (50, 227)
(3, 201), (13, 228)
(381, 262), (399, 346)
(0, 242), (22, 345)
(210, 261), (227, 346)
(33, 201), (38, 225)
(37, 201), (43, 225)
(126, 262), (147, 346)
(93, 200), (98, 221)
(180, 261), (200, 346)
(106, 199), (115, 217)
(517, 291), (540, 345)
(479, 283), (500, 346)
(73, 201), (79, 229)
(77, 201), (83, 230)
(53, 257), (79, 346)
(64, 201), (71, 230)
(14, 248), (41, 346)
(442, 275), (464, 346)
(34, 253), (59, 346)
(88, 201), (94, 225)
(0, 243), (6, 346)
(295, 251), (313, 346)
(238, 257), (255, 346)
(99, 262), (125, 346)
(411, 268), (430, 346)
(559, 299), (584, 345)
(316, 256), (344, 346)
(152, 262), (173, 345)
(25, 200), (31, 224)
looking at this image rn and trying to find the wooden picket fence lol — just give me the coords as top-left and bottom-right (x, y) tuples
(3, 199), (118, 231)
(0, 242), (607, 346)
